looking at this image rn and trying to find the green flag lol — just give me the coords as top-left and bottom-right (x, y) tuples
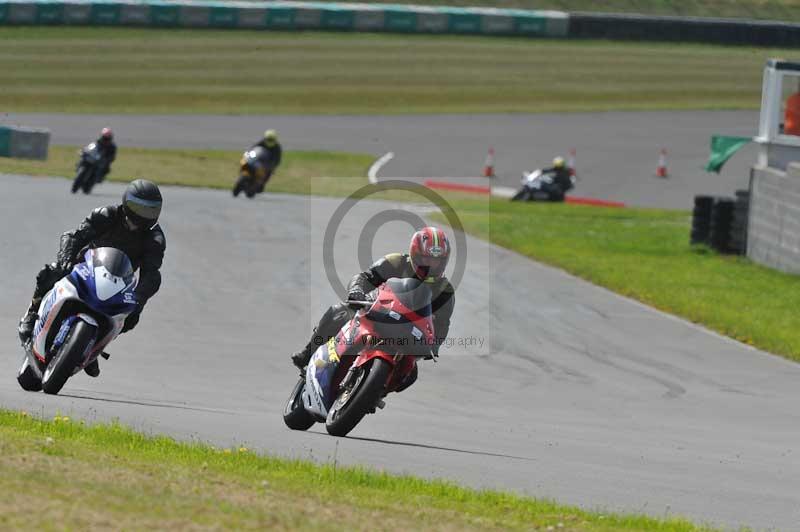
(704, 135), (752, 173)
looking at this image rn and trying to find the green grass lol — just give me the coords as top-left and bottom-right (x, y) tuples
(312, 0), (800, 21)
(0, 409), (712, 531)
(439, 199), (800, 361)
(0, 27), (792, 114)
(0, 145), (375, 196)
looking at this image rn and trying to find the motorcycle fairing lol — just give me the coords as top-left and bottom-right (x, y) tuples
(72, 249), (138, 315)
(33, 278), (80, 362)
(303, 339), (341, 419)
(82, 143), (101, 163)
(302, 278), (437, 418)
(241, 148), (267, 180)
(32, 249), (137, 365)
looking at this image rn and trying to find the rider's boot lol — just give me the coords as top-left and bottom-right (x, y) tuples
(291, 303), (353, 369)
(17, 298), (41, 346)
(84, 359), (100, 378)
(291, 328), (320, 369)
(394, 365), (419, 394)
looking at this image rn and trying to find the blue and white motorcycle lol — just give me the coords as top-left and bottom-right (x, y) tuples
(17, 247), (138, 395)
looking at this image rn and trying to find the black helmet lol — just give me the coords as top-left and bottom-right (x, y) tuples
(122, 179), (162, 231)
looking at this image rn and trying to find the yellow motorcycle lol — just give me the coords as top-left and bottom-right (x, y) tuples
(233, 147), (272, 198)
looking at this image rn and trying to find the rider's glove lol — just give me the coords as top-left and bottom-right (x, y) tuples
(55, 243), (75, 273)
(346, 287), (367, 310)
(55, 258), (73, 275)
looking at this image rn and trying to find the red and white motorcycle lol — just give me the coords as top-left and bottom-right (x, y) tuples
(283, 278), (436, 437)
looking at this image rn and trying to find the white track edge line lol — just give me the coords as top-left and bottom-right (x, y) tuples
(368, 151), (394, 184)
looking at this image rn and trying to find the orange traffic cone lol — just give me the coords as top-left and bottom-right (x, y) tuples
(483, 147), (495, 178)
(656, 148), (668, 178)
(568, 148), (576, 176)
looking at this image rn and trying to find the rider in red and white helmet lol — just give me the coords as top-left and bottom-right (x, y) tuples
(409, 226), (450, 282)
(95, 127), (117, 183)
(291, 227), (456, 383)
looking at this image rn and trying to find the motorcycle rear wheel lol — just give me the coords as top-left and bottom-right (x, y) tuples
(325, 358), (390, 437)
(283, 377), (316, 431)
(42, 320), (96, 395)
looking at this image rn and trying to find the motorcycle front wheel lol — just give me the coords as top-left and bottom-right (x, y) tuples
(232, 175), (248, 197)
(511, 189), (528, 201)
(81, 172), (96, 194)
(71, 166), (88, 194)
(325, 358), (390, 437)
(283, 377), (316, 431)
(42, 320), (96, 395)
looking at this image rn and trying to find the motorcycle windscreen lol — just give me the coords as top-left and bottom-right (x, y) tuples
(92, 247), (135, 280)
(71, 248), (138, 315)
(84, 143), (101, 162)
(367, 278), (434, 355)
(383, 278), (432, 317)
(245, 147), (266, 166)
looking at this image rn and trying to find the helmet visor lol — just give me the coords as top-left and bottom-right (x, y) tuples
(413, 254), (447, 280)
(124, 192), (161, 225)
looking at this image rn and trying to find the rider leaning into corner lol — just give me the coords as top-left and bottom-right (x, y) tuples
(251, 129), (283, 172)
(17, 179), (166, 377)
(291, 226), (455, 393)
(541, 156), (574, 196)
(95, 127), (117, 183)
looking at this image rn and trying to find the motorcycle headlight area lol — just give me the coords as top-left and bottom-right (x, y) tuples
(94, 266), (131, 301)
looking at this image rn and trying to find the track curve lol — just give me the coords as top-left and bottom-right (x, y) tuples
(1, 111), (759, 208)
(1, 175), (799, 530)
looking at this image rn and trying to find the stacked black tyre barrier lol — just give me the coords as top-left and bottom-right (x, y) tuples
(690, 195), (715, 246)
(569, 13), (800, 47)
(729, 189), (750, 255)
(691, 193), (749, 254)
(709, 199), (735, 253)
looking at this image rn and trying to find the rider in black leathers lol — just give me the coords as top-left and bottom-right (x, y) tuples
(291, 227), (455, 392)
(17, 180), (165, 377)
(95, 127), (117, 183)
(541, 156), (573, 197)
(252, 129), (282, 166)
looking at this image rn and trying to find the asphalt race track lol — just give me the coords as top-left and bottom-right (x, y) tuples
(1, 111), (759, 208)
(1, 175), (799, 530)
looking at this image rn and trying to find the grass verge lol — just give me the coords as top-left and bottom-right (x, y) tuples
(0, 27), (791, 114)
(0, 409), (711, 531)
(0, 145), (375, 196)
(439, 198), (800, 362)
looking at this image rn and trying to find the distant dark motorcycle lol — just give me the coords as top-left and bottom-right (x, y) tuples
(71, 143), (107, 195)
(511, 169), (575, 202)
(233, 147), (273, 198)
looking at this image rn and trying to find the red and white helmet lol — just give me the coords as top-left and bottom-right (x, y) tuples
(409, 227), (450, 281)
(100, 127), (114, 141)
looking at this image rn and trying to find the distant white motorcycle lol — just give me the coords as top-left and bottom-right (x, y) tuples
(511, 169), (575, 202)
(17, 247), (139, 395)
